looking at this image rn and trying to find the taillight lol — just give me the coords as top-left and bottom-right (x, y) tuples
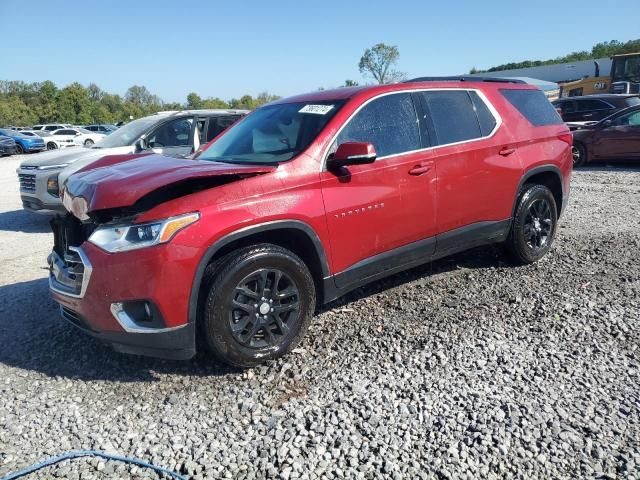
(558, 132), (573, 145)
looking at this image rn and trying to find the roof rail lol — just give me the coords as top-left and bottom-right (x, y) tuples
(405, 76), (526, 84)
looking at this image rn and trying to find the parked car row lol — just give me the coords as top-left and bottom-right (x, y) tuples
(17, 109), (247, 212)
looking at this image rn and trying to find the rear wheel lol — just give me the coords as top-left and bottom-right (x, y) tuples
(200, 244), (315, 367)
(505, 184), (558, 264)
(15, 144), (24, 155)
(572, 142), (587, 167)
(84, 139), (94, 146)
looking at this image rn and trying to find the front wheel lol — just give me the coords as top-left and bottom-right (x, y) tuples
(200, 244), (316, 367)
(47, 142), (58, 150)
(15, 144), (24, 155)
(505, 184), (558, 264)
(572, 142), (587, 167)
(84, 139), (94, 146)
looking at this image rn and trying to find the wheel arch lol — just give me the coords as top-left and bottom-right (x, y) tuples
(187, 220), (330, 326)
(514, 165), (565, 218)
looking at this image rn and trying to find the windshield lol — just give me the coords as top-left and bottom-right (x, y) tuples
(92, 115), (167, 148)
(34, 131), (52, 137)
(613, 57), (640, 83)
(76, 127), (92, 134)
(199, 101), (345, 164)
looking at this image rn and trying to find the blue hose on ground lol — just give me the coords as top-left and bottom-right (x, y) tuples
(1, 450), (189, 480)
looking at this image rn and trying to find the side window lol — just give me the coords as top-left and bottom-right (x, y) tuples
(500, 89), (563, 126)
(577, 100), (610, 111)
(420, 90), (481, 145)
(469, 91), (497, 136)
(147, 118), (194, 147)
(612, 110), (640, 127)
(206, 116), (239, 142)
(336, 93), (420, 157)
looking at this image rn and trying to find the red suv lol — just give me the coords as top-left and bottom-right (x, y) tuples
(49, 78), (572, 366)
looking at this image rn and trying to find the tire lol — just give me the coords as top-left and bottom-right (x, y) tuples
(572, 142), (587, 167)
(15, 144), (24, 155)
(47, 142), (58, 150)
(505, 184), (558, 265)
(84, 139), (94, 146)
(200, 244), (316, 367)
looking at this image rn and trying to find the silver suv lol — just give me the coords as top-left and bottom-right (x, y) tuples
(17, 109), (247, 213)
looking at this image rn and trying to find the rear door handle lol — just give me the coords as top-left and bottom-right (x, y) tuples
(408, 165), (432, 175)
(499, 147), (516, 156)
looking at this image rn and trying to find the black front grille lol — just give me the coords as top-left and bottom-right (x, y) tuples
(60, 306), (94, 331)
(51, 214), (94, 256)
(18, 173), (36, 192)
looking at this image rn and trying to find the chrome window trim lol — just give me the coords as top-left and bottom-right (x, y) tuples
(48, 246), (93, 299)
(321, 87), (503, 170)
(110, 302), (187, 334)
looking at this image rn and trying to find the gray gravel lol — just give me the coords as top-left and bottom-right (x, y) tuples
(0, 154), (639, 479)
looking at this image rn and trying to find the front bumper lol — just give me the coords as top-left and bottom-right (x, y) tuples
(0, 144), (17, 155)
(49, 241), (199, 360)
(17, 167), (66, 213)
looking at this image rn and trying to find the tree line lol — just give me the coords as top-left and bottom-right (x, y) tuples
(470, 38), (640, 74)
(0, 80), (280, 126)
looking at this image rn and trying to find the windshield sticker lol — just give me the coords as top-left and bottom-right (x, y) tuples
(299, 104), (334, 115)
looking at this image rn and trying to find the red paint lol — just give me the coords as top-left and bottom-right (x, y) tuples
(55, 81), (572, 339)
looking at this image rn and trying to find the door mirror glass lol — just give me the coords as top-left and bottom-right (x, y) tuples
(602, 119), (613, 128)
(327, 142), (377, 169)
(135, 137), (149, 152)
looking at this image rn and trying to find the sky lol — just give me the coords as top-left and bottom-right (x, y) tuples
(1, 0), (638, 103)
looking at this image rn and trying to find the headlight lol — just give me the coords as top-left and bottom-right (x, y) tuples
(88, 212), (200, 253)
(37, 163), (69, 170)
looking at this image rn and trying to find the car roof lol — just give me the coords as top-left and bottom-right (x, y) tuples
(271, 79), (536, 106)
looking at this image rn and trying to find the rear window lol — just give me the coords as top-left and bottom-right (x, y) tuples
(500, 89), (563, 126)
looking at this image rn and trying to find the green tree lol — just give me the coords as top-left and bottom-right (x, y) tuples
(186, 92), (203, 109)
(358, 43), (406, 84)
(56, 82), (91, 123)
(202, 97), (229, 109)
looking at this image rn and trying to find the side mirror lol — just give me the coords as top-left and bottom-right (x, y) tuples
(75, 133), (82, 137)
(602, 119), (613, 128)
(327, 142), (377, 170)
(135, 138), (149, 152)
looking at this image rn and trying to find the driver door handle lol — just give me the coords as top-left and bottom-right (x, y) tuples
(499, 147), (516, 156)
(408, 165), (432, 176)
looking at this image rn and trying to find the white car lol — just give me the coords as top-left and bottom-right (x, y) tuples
(32, 124), (73, 132)
(21, 130), (70, 150)
(50, 127), (106, 147)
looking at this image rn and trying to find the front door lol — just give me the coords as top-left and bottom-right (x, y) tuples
(592, 109), (640, 159)
(320, 92), (437, 288)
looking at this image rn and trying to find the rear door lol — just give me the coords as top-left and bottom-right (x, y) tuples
(320, 92), (437, 287)
(417, 89), (522, 241)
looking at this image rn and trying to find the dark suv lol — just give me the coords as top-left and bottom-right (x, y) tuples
(552, 94), (640, 123)
(49, 78), (572, 366)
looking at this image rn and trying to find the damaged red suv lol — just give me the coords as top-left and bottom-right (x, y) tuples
(49, 78), (572, 366)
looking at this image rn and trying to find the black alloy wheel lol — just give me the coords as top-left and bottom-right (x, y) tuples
(47, 142), (58, 150)
(15, 144), (24, 155)
(229, 268), (300, 349)
(200, 244), (315, 367)
(505, 184), (558, 264)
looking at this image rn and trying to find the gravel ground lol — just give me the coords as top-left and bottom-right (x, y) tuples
(0, 154), (639, 479)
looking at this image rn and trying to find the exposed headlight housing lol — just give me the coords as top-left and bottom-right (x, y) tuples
(88, 212), (200, 253)
(47, 175), (59, 197)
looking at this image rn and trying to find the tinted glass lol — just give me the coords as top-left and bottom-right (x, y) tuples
(420, 90), (481, 145)
(336, 93), (420, 157)
(207, 115), (240, 141)
(500, 89), (563, 126)
(147, 118), (193, 147)
(469, 91), (497, 136)
(612, 110), (640, 127)
(200, 101), (344, 164)
(625, 97), (640, 107)
(577, 99), (610, 111)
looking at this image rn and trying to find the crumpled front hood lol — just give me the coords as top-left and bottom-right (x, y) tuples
(63, 154), (275, 220)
